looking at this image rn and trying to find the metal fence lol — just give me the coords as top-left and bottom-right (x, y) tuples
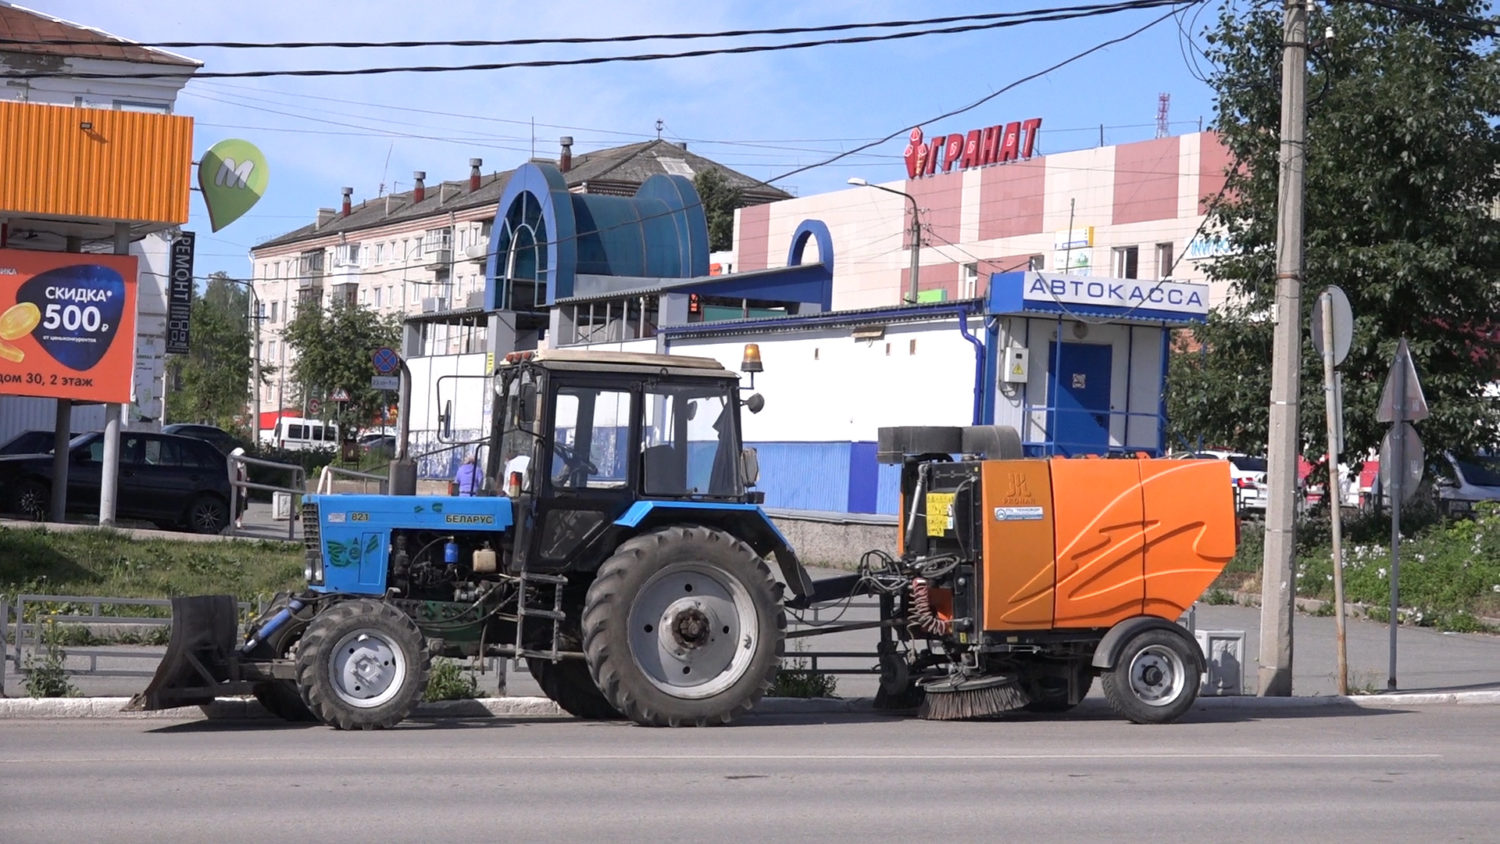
(228, 452), (307, 541)
(0, 593), (257, 697)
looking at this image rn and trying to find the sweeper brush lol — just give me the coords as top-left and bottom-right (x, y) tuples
(917, 673), (1030, 720)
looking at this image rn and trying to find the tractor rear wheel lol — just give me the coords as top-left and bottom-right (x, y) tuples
(583, 526), (784, 727)
(295, 599), (430, 730)
(527, 657), (622, 720)
(1101, 628), (1200, 724)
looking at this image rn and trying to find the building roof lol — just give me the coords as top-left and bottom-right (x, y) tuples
(565, 138), (789, 201)
(253, 139), (790, 253)
(0, 2), (199, 67)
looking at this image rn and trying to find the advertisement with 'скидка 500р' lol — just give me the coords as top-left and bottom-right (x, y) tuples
(0, 249), (139, 404)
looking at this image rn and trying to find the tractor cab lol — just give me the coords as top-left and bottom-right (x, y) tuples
(489, 349), (764, 574)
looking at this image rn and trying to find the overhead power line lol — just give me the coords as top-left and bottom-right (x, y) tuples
(0, 0), (1194, 80)
(768, 3), (1190, 184)
(1, 1), (1193, 51)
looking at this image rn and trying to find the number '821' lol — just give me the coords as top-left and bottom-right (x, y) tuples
(41, 303), (110, 333)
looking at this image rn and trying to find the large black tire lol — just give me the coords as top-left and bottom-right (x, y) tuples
(244, 595), (317, 723)
(12, 479), (48, 520)
(295, 600), (430, 730)
(582, 526), (784, 727)
(1101, 628), (1201, 724)
(527, 657), (623, 720)
(254, 681), (317, 722)
(185, 495), (229, 534)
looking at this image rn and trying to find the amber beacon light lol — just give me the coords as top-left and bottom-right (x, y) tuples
(740, 343), (763, 373)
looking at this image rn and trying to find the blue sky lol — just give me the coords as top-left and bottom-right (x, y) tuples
(45, 0), (1223, 280)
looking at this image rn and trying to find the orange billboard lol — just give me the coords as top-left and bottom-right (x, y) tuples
(0, 249), (138, 404)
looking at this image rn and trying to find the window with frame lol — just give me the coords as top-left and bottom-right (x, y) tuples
(1155, 242), (1175, 279)
(550, 387), (631, 490)
(1111, 246), (1139, 279)
(642, 383), (738, 496)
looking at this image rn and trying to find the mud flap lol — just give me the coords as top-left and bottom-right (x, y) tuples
(123, 595), (241, 711)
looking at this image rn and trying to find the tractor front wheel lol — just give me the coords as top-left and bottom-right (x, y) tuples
(1101, 628), (1200, 724)
(295, 600), (430, 730)
(583, 526), (784, 727)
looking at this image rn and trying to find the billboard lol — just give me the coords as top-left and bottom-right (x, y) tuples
(0, 249), (139, 404)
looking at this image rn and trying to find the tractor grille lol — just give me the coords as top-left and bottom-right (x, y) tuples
(301, 501), (320, 549)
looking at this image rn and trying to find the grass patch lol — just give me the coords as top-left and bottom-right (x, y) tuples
(0, 526), (303, 613)
(424, 658), (480, 701)
(1215, 503), (1500, 633)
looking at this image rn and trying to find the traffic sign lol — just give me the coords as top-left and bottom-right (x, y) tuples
(371, 375), (399, 391)
(1378, 422), (1424, 505)
(331, 388), (351, 403)
(1376, 338), (1429, 423)
(1311, 285), (1353, 366)
(309, 398), (322, 415)
(372, 346), (400, 375)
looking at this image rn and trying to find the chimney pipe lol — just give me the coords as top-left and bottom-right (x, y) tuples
(340, 186), (353, 217)
(413, 171), (426, 204)
(316, 208), (336, 229)
(559, 136), (574, 173)
(469, 158), (482, 192)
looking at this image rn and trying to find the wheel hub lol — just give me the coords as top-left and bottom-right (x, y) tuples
(627, 562), (759, 700)
(328, 631), (406, 708)
(666, 602), (712, 650)
(1128, 645), (1185, 707)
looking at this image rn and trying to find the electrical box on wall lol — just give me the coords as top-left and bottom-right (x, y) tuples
(1002, 347), (1030, 384)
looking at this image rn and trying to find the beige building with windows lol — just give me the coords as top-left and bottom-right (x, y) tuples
(248, 139), (787, 427)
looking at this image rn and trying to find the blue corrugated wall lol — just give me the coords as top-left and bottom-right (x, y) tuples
(746, 440), (895, 514)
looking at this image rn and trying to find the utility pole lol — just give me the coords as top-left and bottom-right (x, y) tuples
(1259, 0), (1308, 697)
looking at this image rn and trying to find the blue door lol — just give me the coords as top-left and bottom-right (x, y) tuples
(1049, 342), (1113, 455)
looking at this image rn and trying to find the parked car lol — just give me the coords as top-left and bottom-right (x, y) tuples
(1188, 450), (1269, 512)
(161, 423), (248, 457)
(0, 430), (80, 456)
(1430, 454), (1500, 516)
(358, 432), (396, 458)
(0, 431), (236, 533)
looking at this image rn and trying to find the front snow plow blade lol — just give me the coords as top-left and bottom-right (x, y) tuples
(124, 595), (241, 711)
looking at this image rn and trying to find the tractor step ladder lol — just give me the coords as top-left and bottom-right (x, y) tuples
(511, 570), (568, 670)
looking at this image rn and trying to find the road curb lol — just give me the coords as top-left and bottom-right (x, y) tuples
(2, 691), (1495, 720)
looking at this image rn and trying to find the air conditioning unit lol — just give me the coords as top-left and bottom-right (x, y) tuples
(464, 244), (488, 261)
(421, 297), (448, 313)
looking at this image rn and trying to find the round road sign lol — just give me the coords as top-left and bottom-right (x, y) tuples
(1311, 285), (1353, 366)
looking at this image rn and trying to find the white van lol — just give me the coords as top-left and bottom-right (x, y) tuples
(268, 417), (339, 451)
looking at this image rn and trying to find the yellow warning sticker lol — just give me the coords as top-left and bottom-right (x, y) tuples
(926, 492), (955, 537)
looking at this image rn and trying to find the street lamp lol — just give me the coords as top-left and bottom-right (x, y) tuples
(849, 177), (922, 304)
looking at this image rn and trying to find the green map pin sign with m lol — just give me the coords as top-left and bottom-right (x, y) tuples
(198, 139), (269, 232)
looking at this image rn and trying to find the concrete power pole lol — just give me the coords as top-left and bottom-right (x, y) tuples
(1258, 0), (1308, 697)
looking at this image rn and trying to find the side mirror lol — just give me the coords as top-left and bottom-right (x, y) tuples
(439, 400), (453, 440)
(517, 383), (536, 425)
(741, 447), (760, 487)
(744, 393), (765, 414)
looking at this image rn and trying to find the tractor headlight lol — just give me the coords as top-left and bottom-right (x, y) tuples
(304, 549), (325, 586)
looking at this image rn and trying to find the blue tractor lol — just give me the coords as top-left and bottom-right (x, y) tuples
(131, 348), (811, 729)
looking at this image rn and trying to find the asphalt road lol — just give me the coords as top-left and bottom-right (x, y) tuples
(2, 704), (1496, 842)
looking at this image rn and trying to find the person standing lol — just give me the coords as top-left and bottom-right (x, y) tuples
(454, 453), (480, 496)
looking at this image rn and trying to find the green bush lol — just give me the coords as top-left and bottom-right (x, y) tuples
(424, 658), (480, 701)
(24, 616), (80, 698)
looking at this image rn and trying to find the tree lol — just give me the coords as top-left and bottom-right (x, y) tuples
(1167, 2), (1500, 463)
(694, 168), (743, 252)
(166, 271), (255, 431)
(283, 298), (401, 438)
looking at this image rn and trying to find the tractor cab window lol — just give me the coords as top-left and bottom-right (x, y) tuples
(551, 386), (631, 490)
(642, 383), (740, 497)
